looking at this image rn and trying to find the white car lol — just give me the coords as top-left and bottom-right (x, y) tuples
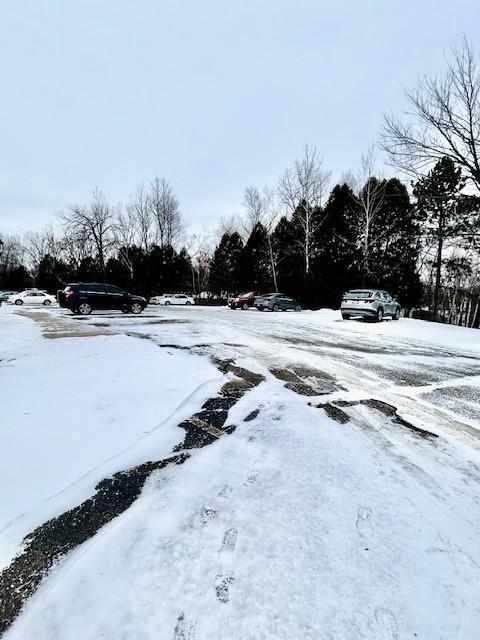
(150, 293), (195, 306)
(8, 290), (57, 306)
(340, 289), (401, 322)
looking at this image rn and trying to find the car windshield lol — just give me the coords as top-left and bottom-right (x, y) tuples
(346, 291), (373, 299)
(240, 292), (254, 297)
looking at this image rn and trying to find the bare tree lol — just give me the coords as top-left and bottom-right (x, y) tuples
(352, 147), (387, 285)
(215, 213), (242, 240)
(242, 186), (268, 235)
(0, 234), (24, 283)
(61, 188), (114, 277)
(126, 183), (153, 251)
(147, 177), (184, 249)
(381, 39), (480, 190)
(184, 228), (214, 293)
(278, 144), (330, 274)
(23, 226), (60, 269)
(112, 205), (137, 279)
(243, 185), (280, 291)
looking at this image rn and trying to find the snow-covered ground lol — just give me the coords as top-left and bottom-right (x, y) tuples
(1, 304), (480, 639)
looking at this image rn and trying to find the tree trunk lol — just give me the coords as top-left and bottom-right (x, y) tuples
(432, 213), (443, 321)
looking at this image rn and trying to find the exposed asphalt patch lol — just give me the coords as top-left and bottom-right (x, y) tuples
(270, 365), (340, 397)
(0, 358), (264, 636)
(334, 398), (438, 440)
(313, 403), (350, 424)
(18, 310), (115, 339)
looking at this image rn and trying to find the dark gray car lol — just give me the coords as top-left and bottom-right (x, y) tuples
(254, 293), (301, 312)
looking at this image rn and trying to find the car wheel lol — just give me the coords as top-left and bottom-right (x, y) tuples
(186, 301), (192, 306)
(341, 313), (350, 320)
(295, 305), (301, 312)
(78, 303), (92, 315)
(131, 302), (143, 314)
(256, 306), (263, 311)
(392, 307), (400, 321)
(71, 308), (80, 315)
(14, 299), (23, 305)
(121, 306), (130, 314)
(272, 304), (279, 312)
(376, 308), (384, 323)
(43, 299), (51, 306)
(242, 302), (249, 310)
(165, 301), (171, 306)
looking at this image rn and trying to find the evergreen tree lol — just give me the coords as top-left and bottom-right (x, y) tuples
(272, 216), (303, 298)
(209, 232), (244, 294)
(413, 157), (472, 318)
(238, 223), (272, 292)
(313, 184), (360, 307)
(372, 178), (422, 308)
(36, 254), (72, 292)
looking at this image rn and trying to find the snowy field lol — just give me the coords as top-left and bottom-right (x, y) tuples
(1, 304), (479, 639)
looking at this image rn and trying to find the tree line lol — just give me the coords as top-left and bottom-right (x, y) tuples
(1, 40), (479, 325)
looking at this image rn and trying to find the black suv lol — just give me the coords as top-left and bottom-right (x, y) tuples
(57, 283), (147, 315)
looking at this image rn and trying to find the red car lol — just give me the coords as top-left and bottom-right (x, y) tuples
(229, 291), (260, 310)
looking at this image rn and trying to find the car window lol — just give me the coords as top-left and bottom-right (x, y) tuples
(89, 284), (106, 293)
(347, 291), (372, 299)
(106, 285), (124, 294)
(176, 295), (186, 298)
(26, 292), (36, 297)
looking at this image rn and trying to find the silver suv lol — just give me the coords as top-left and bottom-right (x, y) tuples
(341, 289), (401, 322)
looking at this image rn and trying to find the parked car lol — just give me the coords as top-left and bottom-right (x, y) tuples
(57, 283), (147, 315)
(229, 291), (260, 310)
(254, 293), (301, 312)
(8, 290), (56, 306)
(150, 293), (195, 306)
(0, 290), (18, 303)
(340, 289), (401, 322)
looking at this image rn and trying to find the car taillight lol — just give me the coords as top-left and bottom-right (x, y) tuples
(66, 290), (74, 298)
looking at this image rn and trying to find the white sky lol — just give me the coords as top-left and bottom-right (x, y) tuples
(1, 0), (479, 236)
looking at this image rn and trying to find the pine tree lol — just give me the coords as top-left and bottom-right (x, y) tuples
(413, 157), (472, 319)
(272, 216), (303, 298)
(373, 178), (422, 308)
(313, 184), (360, 307)
(238, 223), (272, 292)
(209, 232), (244, 295)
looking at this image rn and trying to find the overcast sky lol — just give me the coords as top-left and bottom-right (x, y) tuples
(1, 0), (479, 236)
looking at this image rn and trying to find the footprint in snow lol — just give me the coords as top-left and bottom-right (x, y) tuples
(218, 485), (233, 499)
(374, 607), (399, 639)
(245, 471), (260, 485)
(220, 527), (238, 553)
(200, 506), (216, 524)
(214, 571), (235, 603)
(356, 506), (373, 538)
(173, 613), (196, 640)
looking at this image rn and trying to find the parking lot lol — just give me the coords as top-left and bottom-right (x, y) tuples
(1, 303), (480, 639)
